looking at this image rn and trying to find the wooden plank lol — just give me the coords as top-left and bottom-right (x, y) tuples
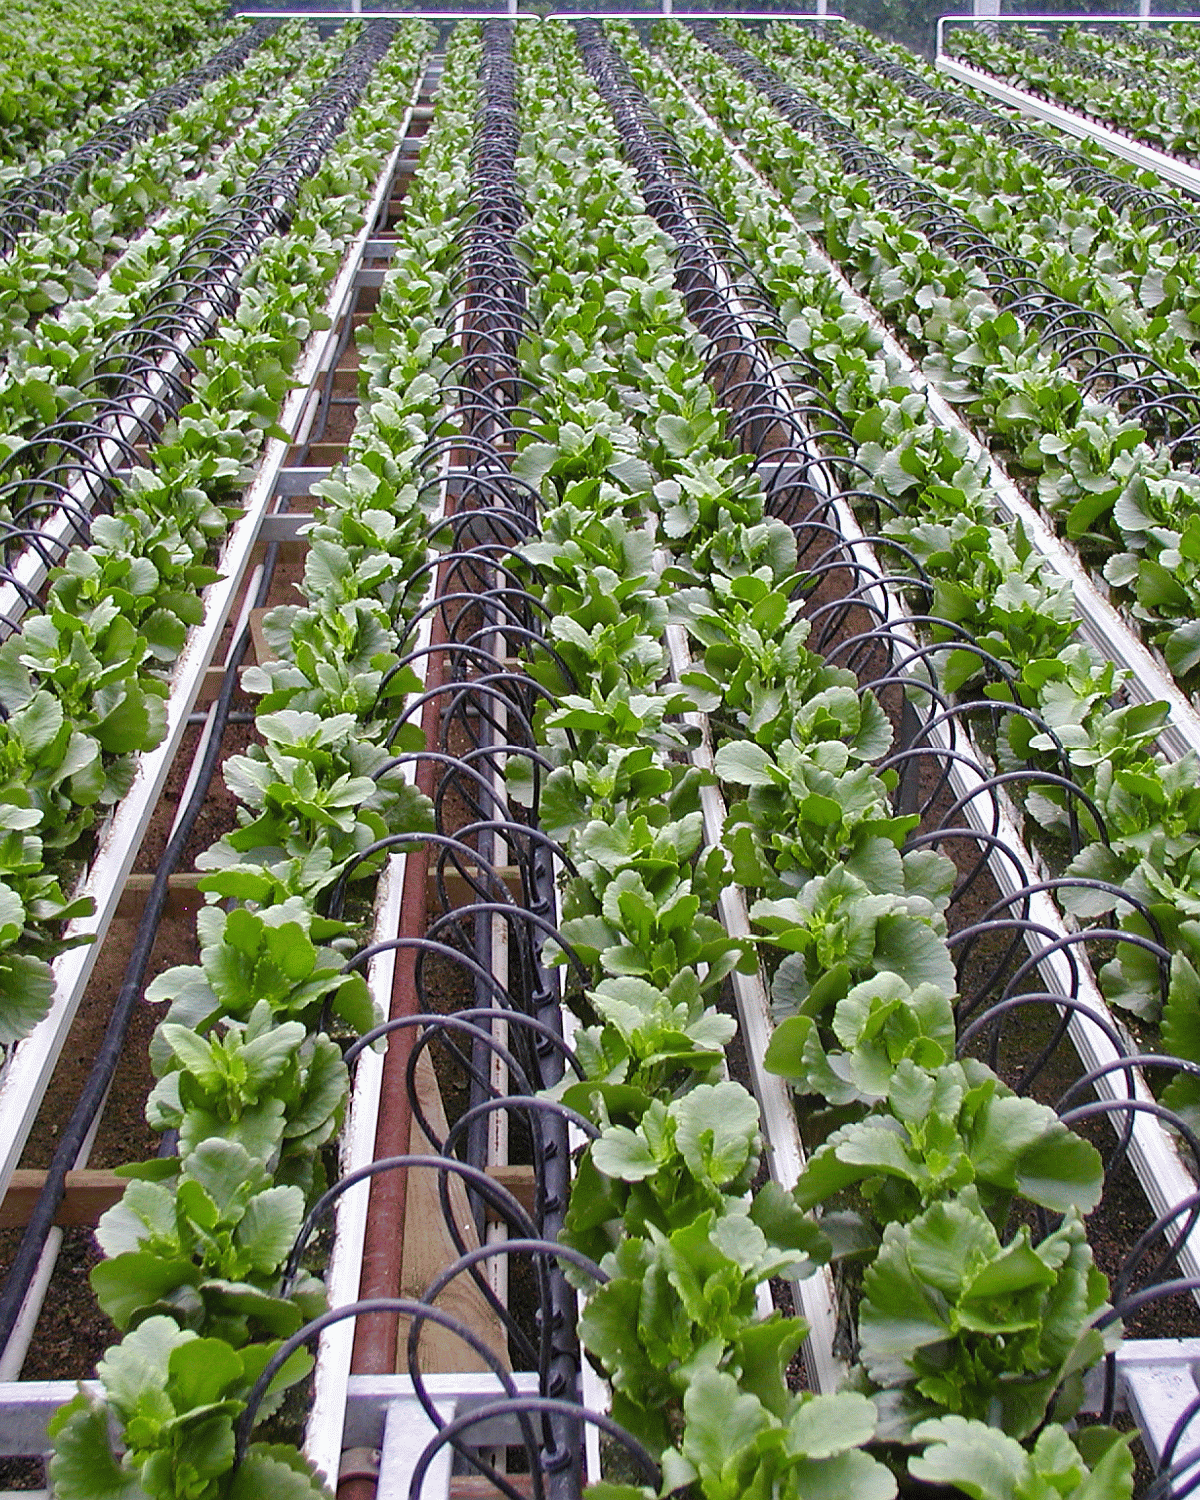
(114, 872), (205, 922)
(485, 1164), (535, 1217)
(249, 606), (277, 665)
(427, 867), (522, 909)
(451, 1479), (536, 1498)
(395, 1049), (510, 1376)
(0, 1171), (126, 1230)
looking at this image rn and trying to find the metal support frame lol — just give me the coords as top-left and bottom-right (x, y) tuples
(936, 13), (1200, 194)
(234, 9), (842, 20)
(936, 13), (1200, 55)
(935, 49), (1200, 196)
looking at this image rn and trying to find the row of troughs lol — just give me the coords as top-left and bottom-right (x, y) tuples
(5, 13), (1200, 1500)
(945, 19), (1200, 165)
(0, 17), (401, 598)
(0, 17), (281, 254)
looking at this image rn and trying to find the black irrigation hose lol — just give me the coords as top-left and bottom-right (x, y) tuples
(0, 19), (399, 613)
(825, 31), (1200, 254)
(0, 558), (274, 1357)
(1010, 29), (1137, 86)
(0, 19), (281, 255)
(696, 25), (1200, 455)
(1124, 27), (1200, 63)
(224, 22), (604, 1490)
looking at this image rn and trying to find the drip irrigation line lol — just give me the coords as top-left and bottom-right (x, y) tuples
(572, 25), (1200, 1374)
(825, 31), (1200, 252)
(0, 19), (400, 613)
(696, 24), (1200, 452)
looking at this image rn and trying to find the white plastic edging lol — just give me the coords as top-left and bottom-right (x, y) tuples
(663, 618), (847, 1394)
(305, 72), (458, 1473)
(934, 14), (1200, 59)
(304, 851), (403, 1486)
(661, 53), (1200, 762)
(935, 52), (1200, 197)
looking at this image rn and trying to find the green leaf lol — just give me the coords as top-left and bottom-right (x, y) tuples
(94, 686), (157, 755)
(90, 1253), (201, 1330)
(787, 1391), (877, 1459)
(227, 1444), (333, 1499)
(13, 689), (63, 757)
(0, 951), (55, 1045)
(909, 1416), (1133, 1500)
(714, 739), (776, 787)
(592, 1125), (657, 1182)
(167, 1338), (243, 1410)
(47, 1394), (146, 1500)
(236, 1186), (305, 1274)
(681, 1368), (771, 1479)
(512, 442), (559, 488)
(673, 1082), (759, 1186)
(791, 1449), (897, 1500)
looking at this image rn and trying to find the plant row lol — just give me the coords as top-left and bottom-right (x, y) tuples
(759, 26), (1200, 405)
(1067, 21), (1200, 85)
(946, 23), (1200, 165)
(43, 26), (484, 1498)
(0, 21), (324, 355)
(0, 22), (425, 1057)
(0, 24), (351, 444)
(496, 22), (1135, 1499)
(1, 0), (229, 167)
(0, 16), (273, 253)
(647, 22), (1200, 1065)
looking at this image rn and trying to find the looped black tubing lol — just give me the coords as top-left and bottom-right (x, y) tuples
(408, 1394), (659, 1500)
(232, 1296), (526, 1467)
(282, 1153), (537, 1290)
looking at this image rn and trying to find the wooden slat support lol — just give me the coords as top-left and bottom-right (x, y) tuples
(396, 1048), (510, 1376)
(248, 606), (277, 665)
(451, 1480), (536, 1499)
(484, 1164), (535, 1217)
(429, 867), (522, 908)
(0, 1171), (127, 1229)
(115, 872), (204, 921)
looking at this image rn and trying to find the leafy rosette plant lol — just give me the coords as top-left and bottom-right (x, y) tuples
(751, 863), (957, 1019)
(145, 999), (347, 1192)
(716, 738), (921, 894)
(48, 1315), (324, 1500)
(907, 1413), (1133, 1500)
(145, 897), (377, 1041)
(790, 1059), (1104, 1228)
(90, 1139), (323, 1344)
(566, 1079), (830, 1456)
(857, 1190), (1115, 1442)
